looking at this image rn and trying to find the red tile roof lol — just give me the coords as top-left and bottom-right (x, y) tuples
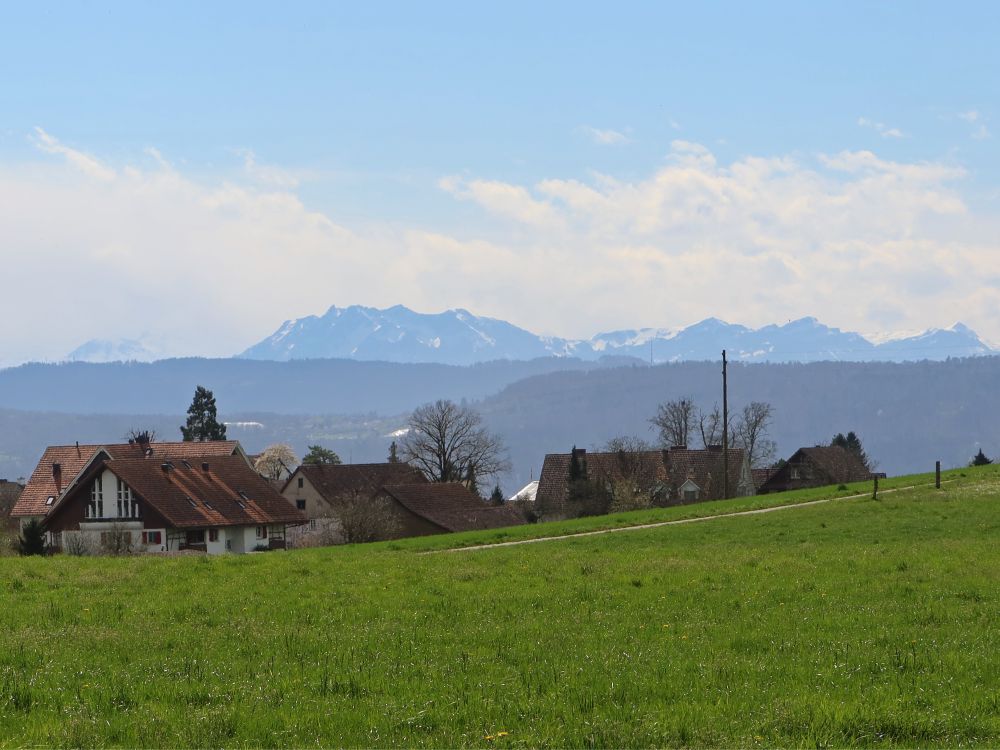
(379, 483), (525, 532)
(0, 480), (23, 530)
(13, 441), (243, 517)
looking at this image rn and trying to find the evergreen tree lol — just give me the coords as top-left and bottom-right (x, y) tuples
(17, 519), (46, 556)
(489, 483), (505, 506)
(180, 386), (227, 442)
(302, 445), (342, 465)
(970, 448), (992, 466)
(387, 441), (400, 463)
(568, 445), (584, 482)
(831, 431), (872, 471)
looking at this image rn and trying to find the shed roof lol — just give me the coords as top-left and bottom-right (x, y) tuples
(380, 483), (525, 532)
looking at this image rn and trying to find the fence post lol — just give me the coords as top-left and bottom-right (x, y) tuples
(872, 474), (879, 500)
(935, 461), (941, 489)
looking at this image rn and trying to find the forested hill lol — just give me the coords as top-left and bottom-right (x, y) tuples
(2, 356), (999, 492)
(0, 357), (615, 415)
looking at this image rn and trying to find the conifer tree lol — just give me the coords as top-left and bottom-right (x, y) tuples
(970, 448), (992, 466)
(490, 483), (504, 506)
(180, 386), (227, 442)
(17, 519), (46, 556)
(387, 441), (400, 463)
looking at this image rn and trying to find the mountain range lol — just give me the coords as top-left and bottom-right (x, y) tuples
(236, 304), (994, 365)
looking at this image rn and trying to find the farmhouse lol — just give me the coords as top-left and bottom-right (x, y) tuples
(758, 445), (872, 494)
(373, 483), (525, 537)
(11, 440), (305, 553)
(534, 445), (755, 520)
(282, 462), (523, 541)
(282, 461), (427, 538)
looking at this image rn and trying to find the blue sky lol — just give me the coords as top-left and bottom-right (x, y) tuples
(1, 2), (998, 362)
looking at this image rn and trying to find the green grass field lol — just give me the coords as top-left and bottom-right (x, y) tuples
(1, 466), (998, 747)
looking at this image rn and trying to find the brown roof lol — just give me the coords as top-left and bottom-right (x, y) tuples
(664, 447), (748, 497)
(796, 446), (871, 483)
(13, 441), (244, 517)
(289, 462), (427, 504)
(379, 483), (525, 532)
(53, 454), (304, 529)
(751, 467), (779, 490)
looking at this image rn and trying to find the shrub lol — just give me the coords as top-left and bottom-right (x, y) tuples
(17, 520), (46, 556)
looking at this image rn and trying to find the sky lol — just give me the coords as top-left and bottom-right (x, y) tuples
(1, 1), (998, 364)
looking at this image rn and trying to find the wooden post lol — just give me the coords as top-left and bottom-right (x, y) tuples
(935, 461), (941, 489)
(722, 349), (729, 500)
(872, 474), (879, 500)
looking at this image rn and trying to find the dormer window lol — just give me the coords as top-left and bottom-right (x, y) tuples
(87, 475), (104, 518)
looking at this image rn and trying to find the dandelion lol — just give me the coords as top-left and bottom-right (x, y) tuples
(497, 731), (510, 737)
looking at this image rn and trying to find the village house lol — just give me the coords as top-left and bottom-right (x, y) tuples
(11, 439), (305, 554)
(282, 462), (523, 542)
(372, 483), (525, 537)
(534, 445), (755, 520)
(758, 445), (872, 494)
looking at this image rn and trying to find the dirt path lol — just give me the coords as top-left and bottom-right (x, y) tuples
(438, 480), (945, 553)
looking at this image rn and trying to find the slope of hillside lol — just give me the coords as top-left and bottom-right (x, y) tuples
(1, 467), (997, 747)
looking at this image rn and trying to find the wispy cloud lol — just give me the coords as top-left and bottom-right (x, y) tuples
(958, 110), (991, 140)
(31, 127), (117, 180)
(579, 126), (630, 145)
(857, 117), (905, 139)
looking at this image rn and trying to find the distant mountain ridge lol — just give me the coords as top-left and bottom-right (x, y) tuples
(239, 305), (994, 365)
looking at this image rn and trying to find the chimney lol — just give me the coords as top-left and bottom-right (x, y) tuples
(201, 462), (210, 473)
(52, 462), (62, 492)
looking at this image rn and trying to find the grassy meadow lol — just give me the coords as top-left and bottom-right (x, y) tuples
(1, 466), (998, 747)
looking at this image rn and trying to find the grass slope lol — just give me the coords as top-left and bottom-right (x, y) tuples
(1, 467), (998, 748)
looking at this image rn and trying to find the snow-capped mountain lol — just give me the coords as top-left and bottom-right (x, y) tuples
(64, 338), (159, 363)
(239, 305), (996, 365)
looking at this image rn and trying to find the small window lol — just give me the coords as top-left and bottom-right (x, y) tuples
(790, 467), (801, 480)
(225, 539), (232, 551)
(256, 526), (268, 539)
(309, 519), (317, 530)
(297, 477), (304, 489)
(187, 497), (197, 508)
(684, 489), (699, 501)
(296, 499), (306, 510)
(185, 529), (205, 545)
(181, 460), (192, 469)
(45, 496), (55, 506)
(142, 530), (162, 545)
(208, 529), (219, 542)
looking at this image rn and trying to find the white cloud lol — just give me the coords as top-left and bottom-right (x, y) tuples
(957, 110), (991, 140)
(1, 131), (999, 366)
(579, 126), (630, 145)
(857, 116), (905, 139)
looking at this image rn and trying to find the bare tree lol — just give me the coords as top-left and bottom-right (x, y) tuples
(650, 398), (696, 448)
(254, 444), (298, 481)
(733, 401), (776, 468)
(697, 404), (725, 448)
(124, 428), (157, 444)
(598, 435), (660, 513)
(338, 493), (401, 544)
(400, 400), (510, 483)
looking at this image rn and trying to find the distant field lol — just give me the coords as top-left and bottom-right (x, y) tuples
(1, 467), (997, 747)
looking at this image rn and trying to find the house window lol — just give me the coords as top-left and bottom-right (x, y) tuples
(684, 489), (699, 501)
(297, 477), (304, 489)
(790, 467), (801, 480)
(45, 495), (55, 506)
(309, 519), (317, 530)
(142, 530), (162, 545)
(256, 526), (268, 539)
(116, 477), (138, 517)
(208, 529), (219, 542)
(296, 499), (306, 510)
(225, 539), (232, 551)
(87, 475), (104, 518)
(185, 530), (206, 545)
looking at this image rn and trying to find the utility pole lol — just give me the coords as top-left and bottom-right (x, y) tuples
(722, 349), (729, 500)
